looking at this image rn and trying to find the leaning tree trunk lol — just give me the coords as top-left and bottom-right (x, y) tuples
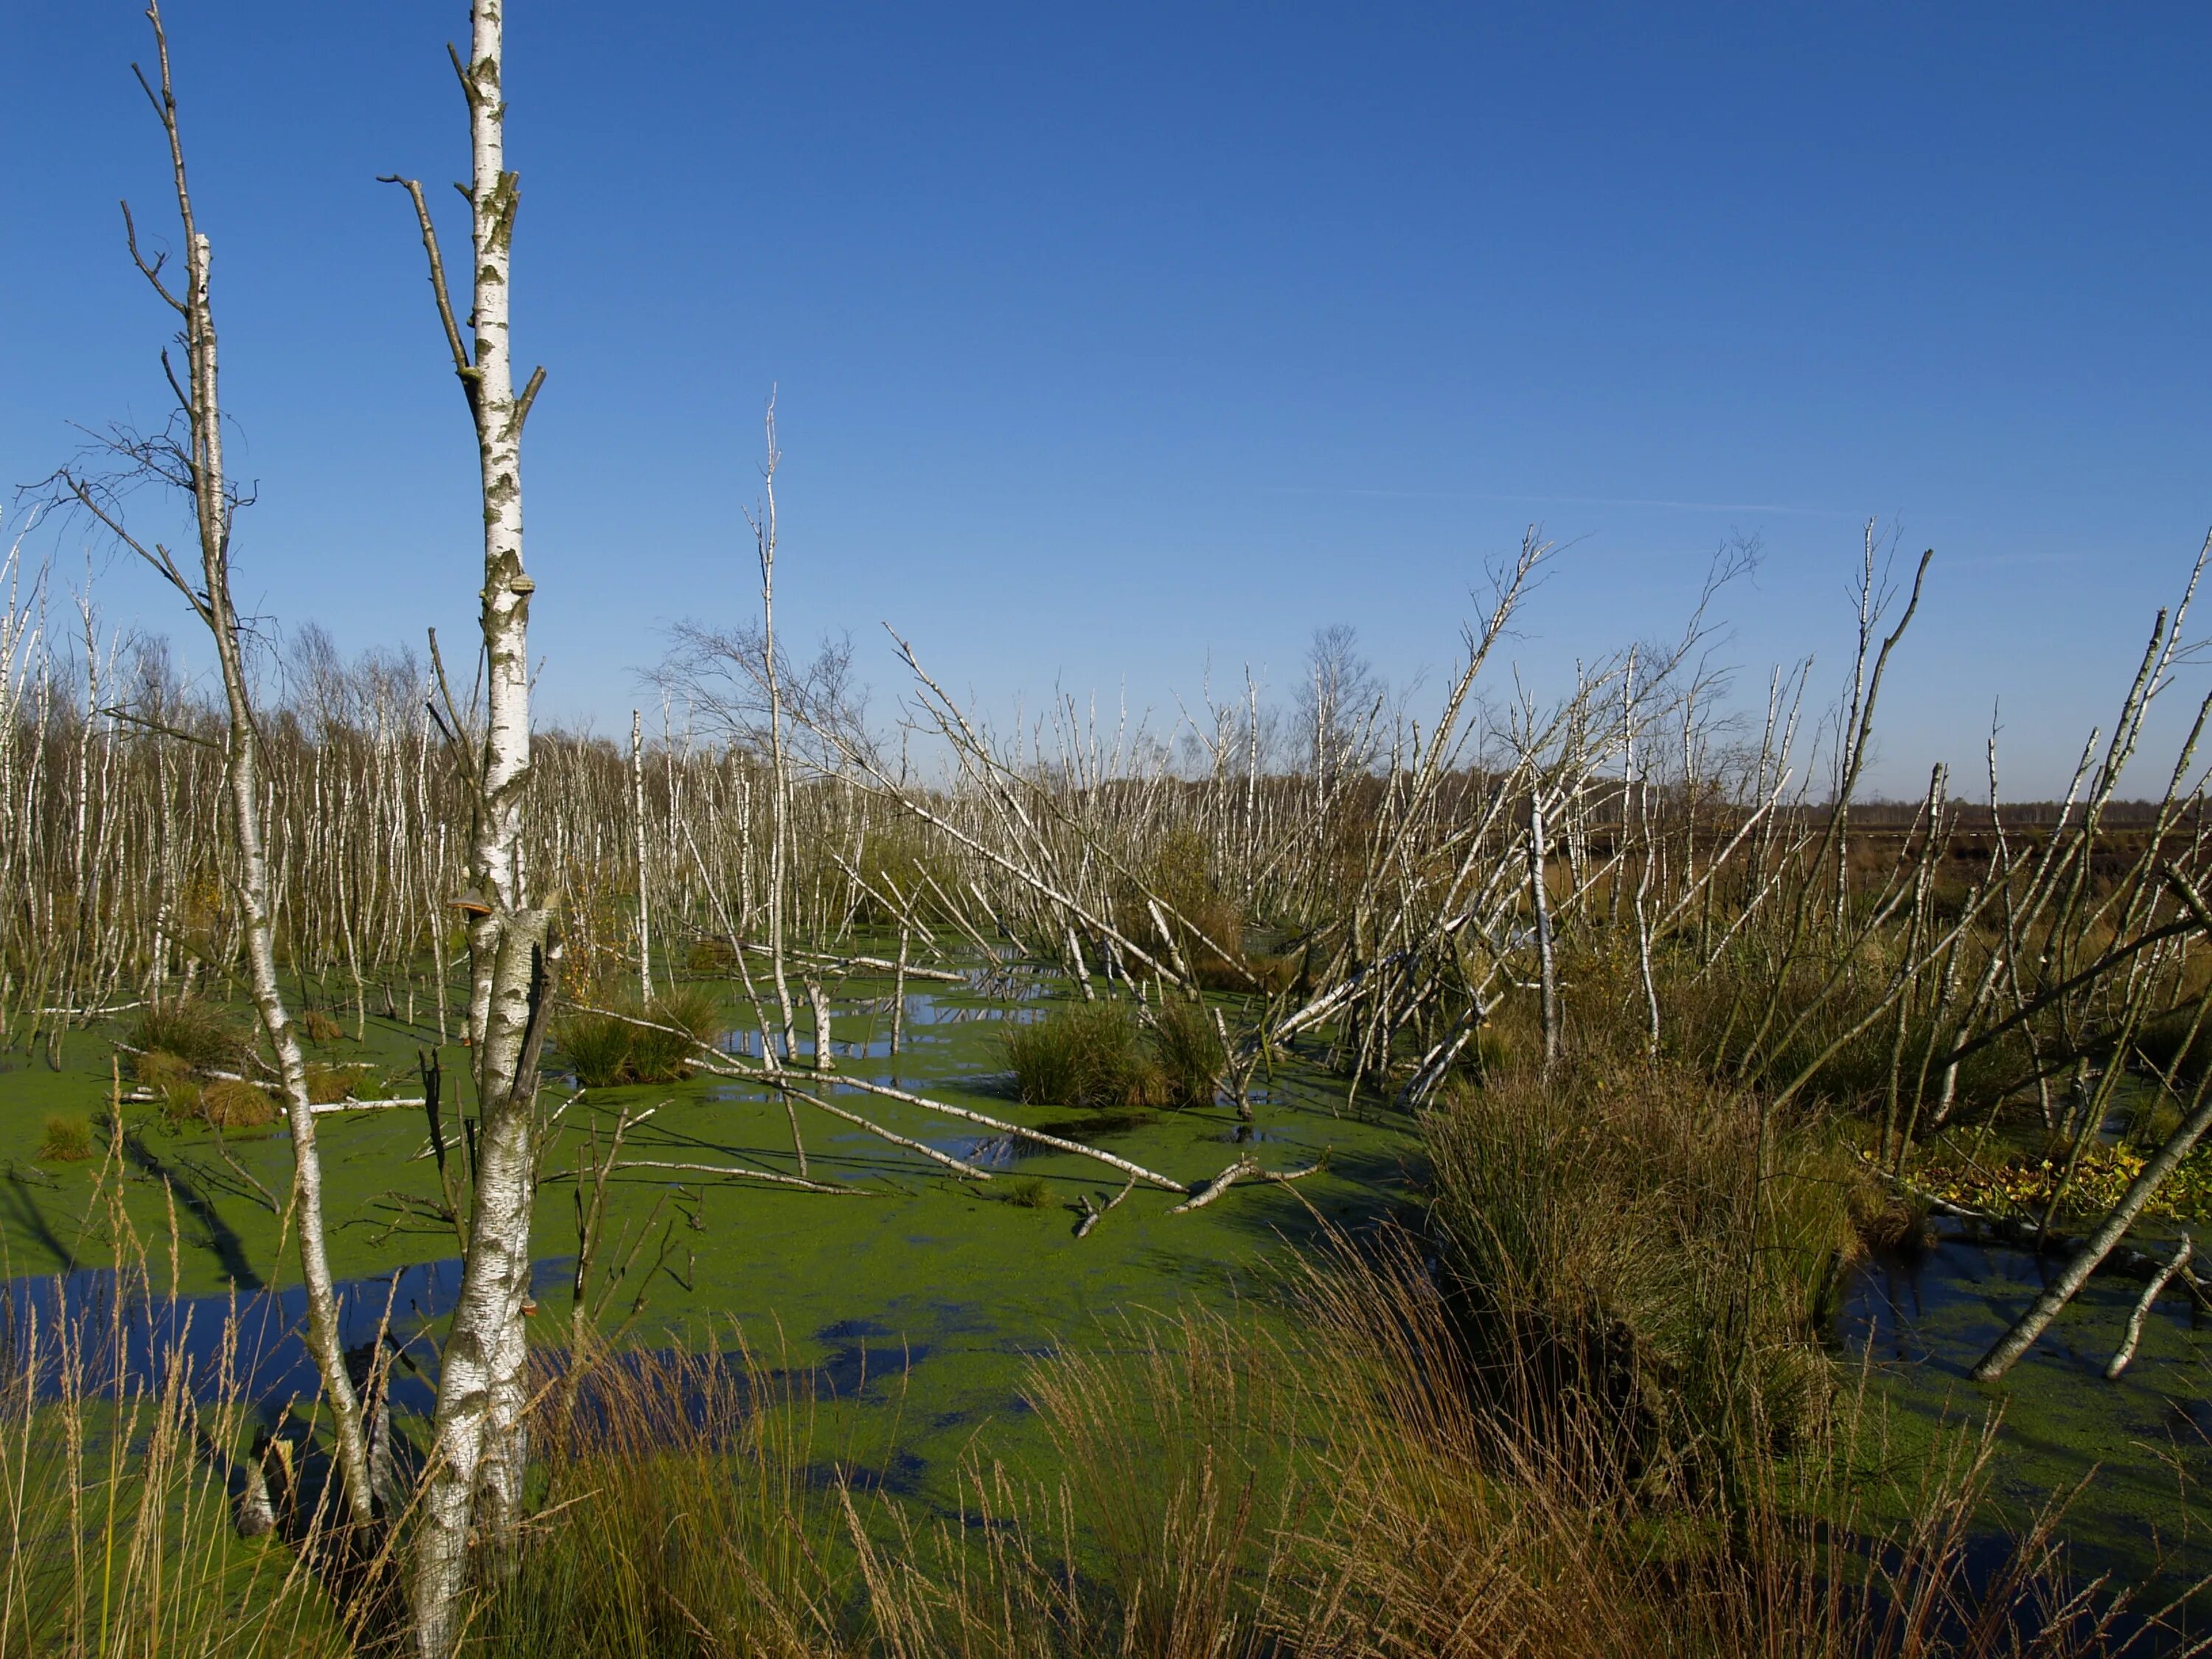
(1972, 1079), (2212, 1381)
(402, 1), (548, 1649)
(1972, 877), (2212, 1382)
(97, 1), (378, 1530)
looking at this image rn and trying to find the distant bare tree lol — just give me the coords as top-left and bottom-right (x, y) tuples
(1299, 622), (1382, 785)
(660, 618), (877, 776)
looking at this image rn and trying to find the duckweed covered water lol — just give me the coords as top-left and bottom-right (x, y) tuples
(7, 970), (2209, 1618)
(1839, 1224), (2211, 1621)
(0, 969), (1414, 1506)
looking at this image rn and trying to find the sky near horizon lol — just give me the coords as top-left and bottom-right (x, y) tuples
(5, 3), (2211, 797)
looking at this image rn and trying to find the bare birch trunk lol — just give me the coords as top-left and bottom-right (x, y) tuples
(755, 415), (800, 1062)
(391, 2), (548, 1649)
(1531, 794), (1559, 1068)
(633, 709), (653, 1000)
(1972, 1082), (2212, 1381)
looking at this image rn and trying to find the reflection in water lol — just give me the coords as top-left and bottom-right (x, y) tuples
(0, 1256), (571, 1414)
(715, 988), (1046, 1070)
(0, 1255), (939, 1422)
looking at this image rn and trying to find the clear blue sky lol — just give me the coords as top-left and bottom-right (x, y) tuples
(7, 3), (2210, 796)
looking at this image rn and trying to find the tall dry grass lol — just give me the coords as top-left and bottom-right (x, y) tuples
(0, 1280), (358, 1656)
(1419, 1058), (1868, 1481)
(0, 1214), (2186, 1658)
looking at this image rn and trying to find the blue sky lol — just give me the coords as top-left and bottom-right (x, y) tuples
(6, 3), (2211, 796)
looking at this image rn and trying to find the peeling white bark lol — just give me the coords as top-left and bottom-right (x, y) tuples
(412, 913), (549, 1653)
(406, 3), (548, 1650)
(633, 709), (653, 999)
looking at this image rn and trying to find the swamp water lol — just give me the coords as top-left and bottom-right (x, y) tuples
(0, 967), (1415, 1516)
(1838, 1223), (2211, 1632)
(4, 968), (2208, 1635)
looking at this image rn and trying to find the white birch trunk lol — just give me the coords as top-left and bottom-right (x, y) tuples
(411, 914), (547, 1653)
(1530, 794), (1559, 1067)
(125, 4), (378, 1532)
(633, 709), (653, 999)
(408, 2), (546, 1648)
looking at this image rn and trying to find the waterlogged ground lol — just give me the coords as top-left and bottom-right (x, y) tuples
(0, 967), (1416, 1500)
(1838, 1222), (2211, 1624)
(3, 970), (2208, 1624)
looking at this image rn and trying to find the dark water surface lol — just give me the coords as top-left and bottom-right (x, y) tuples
(1838, 1223), (2211, 1640)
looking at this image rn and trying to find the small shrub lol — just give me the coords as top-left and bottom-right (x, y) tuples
(199, 1078), (278, 1130)
(1148, 999), (1225, 1109)
(1002, 1175), (1052, 1208)
(132, 997), (245, 1072)
(1005, 1000), (1161, 1111)
(38, 1116), (92, 1162)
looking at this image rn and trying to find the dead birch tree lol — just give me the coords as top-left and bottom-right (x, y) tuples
(382, 1), (551, 1648)
(633, 708), (653, 998)
(58, 0), (378, 1531)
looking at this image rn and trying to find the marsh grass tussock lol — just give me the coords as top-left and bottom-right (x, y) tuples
(555, 987), (726, 1088)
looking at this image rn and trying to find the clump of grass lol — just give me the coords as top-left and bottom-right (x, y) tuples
(198, 1078), (278, 1130)
(302, 1062), (355, 1105)
(132, 995), (245, 1071)
(38, 1115), (92, 1161)
(555, 1009), (636, 1088)
(133, 1048), (192, 1088)
(683, 936), (737, 976)
(633, 985), (723, 1081)
(1001, 1175), (1053, 1208)
(1008, 997), (1236, 1111)
(1422, 1059), (1865, 1472)
(133, 1047), (203, 1117)
(1264, 1228), (2129, 1659)
(1148, 998), (1226, 1108)
(299, 1009), (346, 1045)
(1004, 999), (1162, 1111)
(132, 1038), (287, 1129)
(0, 1169), (356, 1654)
(475, 1338), (864, 1657)
(555, 987), (723, 1088)
(1473, 1020), (1521, 1078)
